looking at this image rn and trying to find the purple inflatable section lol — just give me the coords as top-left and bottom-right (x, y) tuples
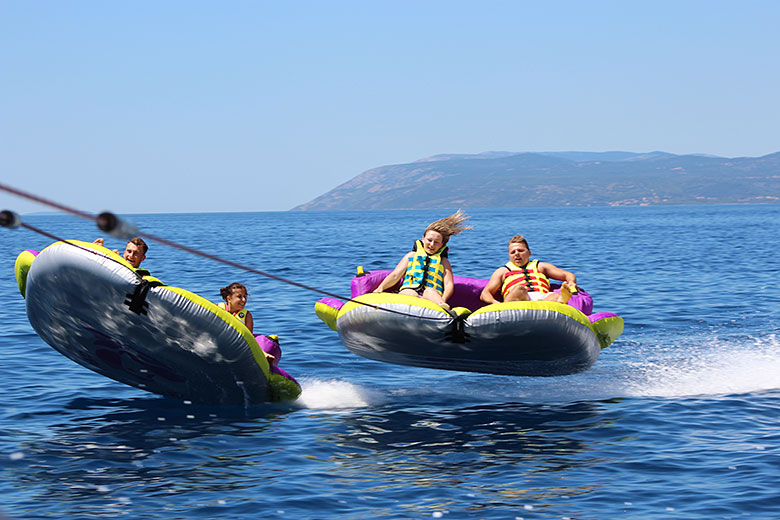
(349, 270), (594, 314)
(256, 335), (281, 366)
(272, 366), (296, 381)
(317, 297), (345, 312)
(588, 311), (620, 323)
(255, 334), (298, 383)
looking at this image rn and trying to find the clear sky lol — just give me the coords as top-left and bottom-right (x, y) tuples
(2, 1), (779, 214)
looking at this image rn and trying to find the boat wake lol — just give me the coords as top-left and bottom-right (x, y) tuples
(623, 333), (780, 398)
(293, 334), (780, 410)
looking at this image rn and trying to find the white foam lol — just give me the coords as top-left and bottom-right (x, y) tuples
(624, 334), (780, 398)
(296, 335), (780, 408)
(386, 334), (780, 404)
(296, 379), (385, 409)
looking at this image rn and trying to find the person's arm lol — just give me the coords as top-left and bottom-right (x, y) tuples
(440, 258), (454, 303)
(540, 262), (577, 287)
(374, 253), (411, 292)
(244, 311), (254, 334)
(93, 238), (120, 255)
(480, 268), (507, 304)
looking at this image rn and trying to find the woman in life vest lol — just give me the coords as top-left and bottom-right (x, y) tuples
(480, 235), (578, 305)
(217, 283), (280, 366)
(217, 282), (254, 333)
(373, 210), (471, 309)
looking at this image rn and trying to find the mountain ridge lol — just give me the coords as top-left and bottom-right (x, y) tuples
(293, 151), (780, 210)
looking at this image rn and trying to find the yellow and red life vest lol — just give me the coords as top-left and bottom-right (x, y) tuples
(217, 302), (248, 324)
(501, 259), (550, 298)
(399, 240), (448, 295)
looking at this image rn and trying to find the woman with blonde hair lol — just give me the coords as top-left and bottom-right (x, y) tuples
(374, 210), (472, 309)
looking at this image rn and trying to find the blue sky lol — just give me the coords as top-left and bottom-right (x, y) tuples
(2, 1), (779, 214)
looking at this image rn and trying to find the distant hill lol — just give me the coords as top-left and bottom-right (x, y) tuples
(292, 151), (780, 210)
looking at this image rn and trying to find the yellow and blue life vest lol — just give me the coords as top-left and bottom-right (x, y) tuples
(217, 302), (248, 323)
(501, 259), (551, 298)
(399, 240), (448, 295)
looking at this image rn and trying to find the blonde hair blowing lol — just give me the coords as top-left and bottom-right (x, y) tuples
(425, 209), (473, 244)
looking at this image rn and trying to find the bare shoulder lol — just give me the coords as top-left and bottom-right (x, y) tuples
(488, 265), (509, 280)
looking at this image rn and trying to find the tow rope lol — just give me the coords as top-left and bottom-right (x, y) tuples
(1, 183), (452, 323)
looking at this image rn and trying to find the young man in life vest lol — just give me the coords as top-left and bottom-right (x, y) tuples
(480, 235), (577, 305)
(373, 210), (471, 310)
(93, 237), (150, 275)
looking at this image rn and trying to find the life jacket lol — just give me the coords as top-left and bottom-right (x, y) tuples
(501, 259), (550, 298)
(217, 302), (248, 323)
(399, 240), (448, 294)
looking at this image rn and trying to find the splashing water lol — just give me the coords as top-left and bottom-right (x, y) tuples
(625, 334), (780, 398)
(296, 379), (387, 409)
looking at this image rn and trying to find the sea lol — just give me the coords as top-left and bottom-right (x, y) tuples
(1, 205), (779, 520)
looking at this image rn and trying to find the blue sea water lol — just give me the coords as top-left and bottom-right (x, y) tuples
(1, 205), (779, 520)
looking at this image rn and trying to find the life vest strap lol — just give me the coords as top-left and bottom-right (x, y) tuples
(124, 279), (162, 315)
(443, 312), (469, 344)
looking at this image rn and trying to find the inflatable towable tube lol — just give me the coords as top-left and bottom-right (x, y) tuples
(15, 241), (301, 405)
(315, 268), (623, 376)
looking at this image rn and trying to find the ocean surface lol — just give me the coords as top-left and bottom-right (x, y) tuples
(1, 205), (779, 520)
